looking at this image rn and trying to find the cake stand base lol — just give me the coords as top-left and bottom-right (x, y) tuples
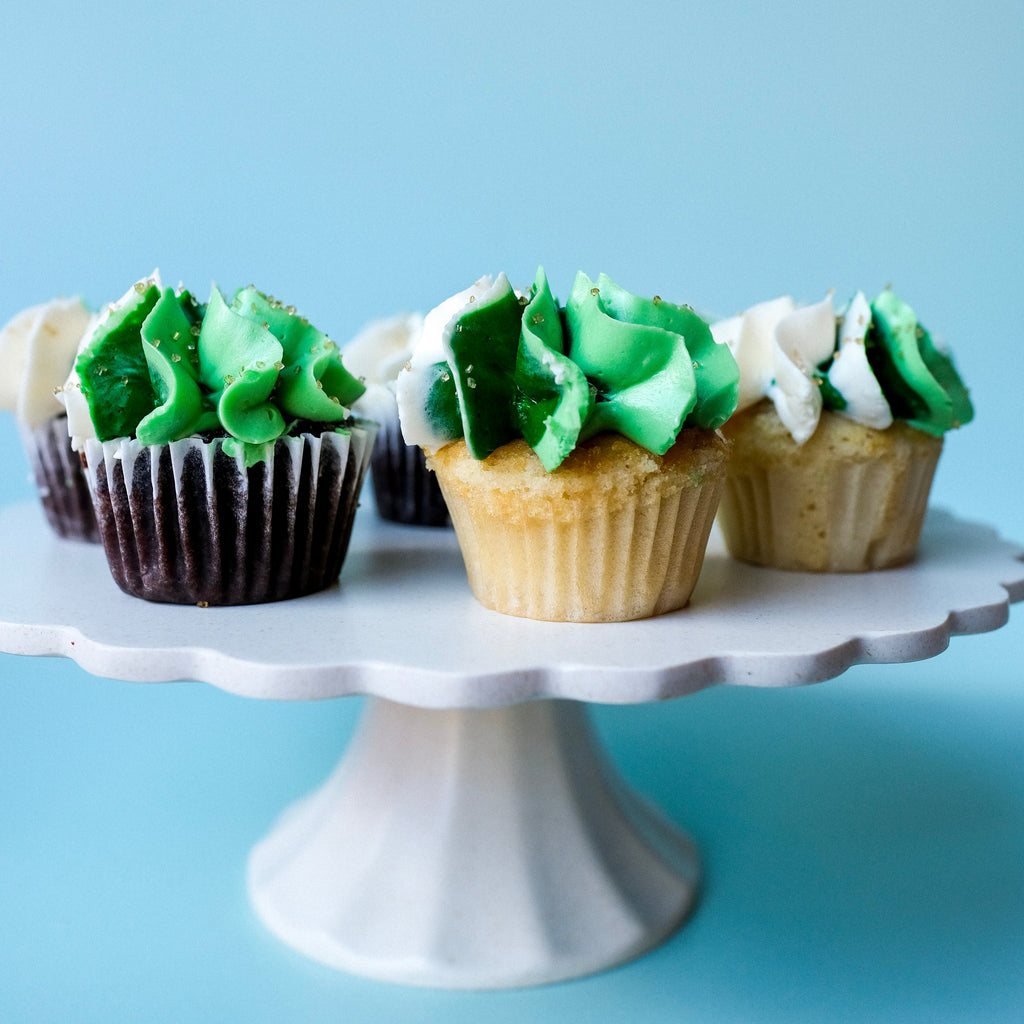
(247, 697), (699, 989)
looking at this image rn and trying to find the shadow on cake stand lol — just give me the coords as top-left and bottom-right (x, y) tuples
(0, 501), (1021, 989)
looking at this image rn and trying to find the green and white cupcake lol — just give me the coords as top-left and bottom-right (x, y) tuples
(396, 268), (739, 622)
(712, 288), (973, 571)
(62, 271), (376, 604)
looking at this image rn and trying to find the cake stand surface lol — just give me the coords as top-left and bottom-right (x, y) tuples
(1, 501), (1022, 988)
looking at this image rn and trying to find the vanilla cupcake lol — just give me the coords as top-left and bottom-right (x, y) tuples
(396, 268), (738, 622)
(344, 312), (450, 526)
(0, 297), (99, 541)
(63, 271), (376, 604)
(711, 289), (972, 572)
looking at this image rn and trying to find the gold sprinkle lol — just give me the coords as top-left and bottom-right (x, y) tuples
(133, 281), (147, 294)
(440, 370), (451, 382)
(653, 295), (662, 305)
(316, 380), (324, 389)
(224, 374), (235, 385)
(285, 305), (297, 315)
(197, 600), (210, 608)
(190, 325), (201, 337)
(330, 395), (340, 404)
(590, 287), (600, 296)
(152, 338), (161, 348)
(171, 353), (181, 363)
(530, 313), (544, 326)
(273, 361), (285, 371)
(467, 377), (477, 389)
(455, 323), (464, 332)
(518, 295), (529, 306)
(468, 295), (476, 303)
(172, 331), (181, 340)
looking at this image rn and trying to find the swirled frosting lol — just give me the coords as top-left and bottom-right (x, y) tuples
(0, 297), (95, 428)
(63, 271), (366, 462)
(710, 288), (972, 442)
(342, 312), (425, 424)
(396, 268), (739, 471)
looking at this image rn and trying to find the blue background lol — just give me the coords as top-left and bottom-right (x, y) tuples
(2, 1), (1022, 1020)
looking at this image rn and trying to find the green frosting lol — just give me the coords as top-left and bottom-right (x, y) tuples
(446, 275), (524, 460)
(513, 268), (590, 469)
(75, 278), (366, 462)
(867, 289), (973, 436)
(422, 268), (739, 471)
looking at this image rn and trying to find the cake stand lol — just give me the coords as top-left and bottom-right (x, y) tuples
(1, 500), (1021, 989)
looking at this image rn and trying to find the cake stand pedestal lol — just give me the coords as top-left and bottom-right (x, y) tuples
(1, 501), (1021, 989)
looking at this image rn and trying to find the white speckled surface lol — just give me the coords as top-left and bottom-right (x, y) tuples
(1, 501), (1021, 707)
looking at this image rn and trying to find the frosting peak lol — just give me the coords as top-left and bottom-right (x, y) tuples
(397, 268), (740, 471)
(64, 272), (366, 460)
(711, 288), (972, 442)
(0, 297), (95, 428)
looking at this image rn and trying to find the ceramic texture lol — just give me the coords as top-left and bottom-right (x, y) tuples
(1, 501), (1021, 988)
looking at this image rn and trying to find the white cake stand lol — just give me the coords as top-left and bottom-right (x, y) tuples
(1, 500), (1021, 989)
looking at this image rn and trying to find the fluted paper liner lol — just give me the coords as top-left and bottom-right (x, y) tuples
(21, 414), (99, 543)
(718, 410), (942, 572)
(430, 432), (730, 622)
(83, 424), (376, 604)
(370, 413), (450, 527)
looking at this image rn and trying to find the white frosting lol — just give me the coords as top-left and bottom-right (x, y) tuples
(62, 270), (163, 451)
(343, 312), (424, 426)
(828, 291), (892, 429)
(396, 274), (509, 453)
(712, 291), (893, 443)
(0, 297), (95, 429)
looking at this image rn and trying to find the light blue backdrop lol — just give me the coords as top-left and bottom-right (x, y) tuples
(2, 2), (1022, 1021)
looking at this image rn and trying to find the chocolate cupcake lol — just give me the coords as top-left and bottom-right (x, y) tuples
(62, 272), (376, 604)
(344, 313), (450, 526)
(0, 297), (100, 541)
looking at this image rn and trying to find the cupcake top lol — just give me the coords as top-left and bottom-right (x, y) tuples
(343, 311), (425, 424)
(710, 288), (973, 443)
(62, 271), (366, 462)
(396, 268), (739, 471)
(0, 297), (95, 429)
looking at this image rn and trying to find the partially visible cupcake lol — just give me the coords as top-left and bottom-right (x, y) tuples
(62, 271), (376, 605)
(0, 297), (100, 541)
(711, 288), (973, 572)
(343, 312), (450, 526)
(396, 268), (739, 622)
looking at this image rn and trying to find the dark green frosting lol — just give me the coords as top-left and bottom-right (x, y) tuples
(866, 289), (973, 435)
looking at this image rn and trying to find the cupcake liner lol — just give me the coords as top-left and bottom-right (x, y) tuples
(20, 414), (99, 543)
(83, 423), (376, 605)
(369, 413), (450, 527)
(718, 420), (942, 572)
(431, 433), (729, 622)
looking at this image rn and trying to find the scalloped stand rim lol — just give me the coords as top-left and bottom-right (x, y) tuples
(246, 697), (699, 988)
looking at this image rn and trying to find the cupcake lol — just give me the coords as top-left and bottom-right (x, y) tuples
(711, 288), (973, 572)
(0, 296), (100, 541)
(343, 312), (450, 526)
(396, 268), (739, 622)
(61, 271), (376, 605)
